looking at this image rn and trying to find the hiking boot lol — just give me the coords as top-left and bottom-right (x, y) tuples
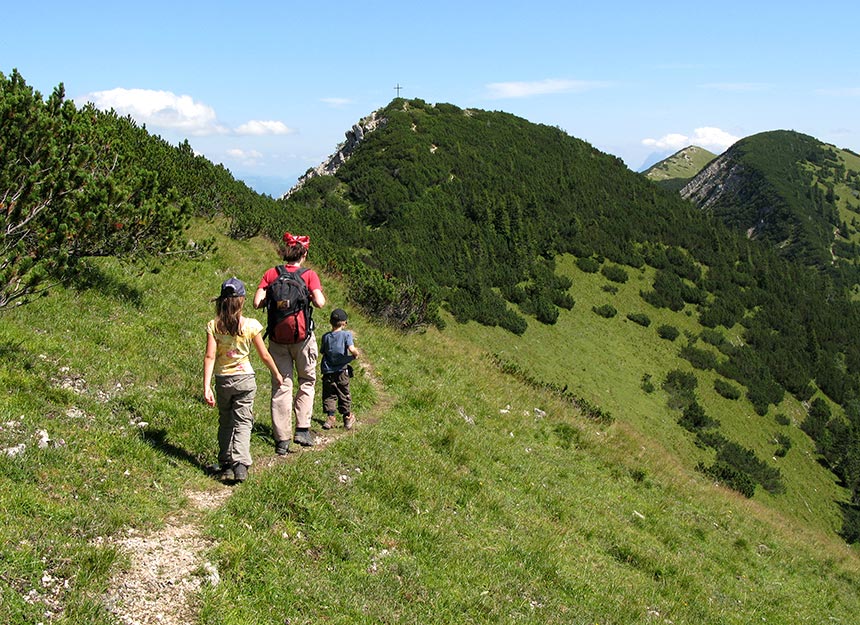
(275, 440), (290, 456)
(232, 463), (248, 482)
(293, 430), (315, 447)
(216, 464), (234, 482)
(322, 414), (337, 430)
(344, 413), (356, 430)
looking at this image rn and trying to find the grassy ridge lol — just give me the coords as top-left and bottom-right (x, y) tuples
(1, 220), (859, 624)
(644, 146), (717, 191)
(0, 220), (310, 623)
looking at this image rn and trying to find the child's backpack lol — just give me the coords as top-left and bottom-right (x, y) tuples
(264, 266), (314, 344)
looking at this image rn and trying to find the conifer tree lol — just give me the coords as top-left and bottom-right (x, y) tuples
(0, 70), (192, 307)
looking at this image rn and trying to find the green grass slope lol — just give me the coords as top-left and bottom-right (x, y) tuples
(447, 255), (847, 534)
(2, 220), (859, 624)
(644, 146), (717, 192)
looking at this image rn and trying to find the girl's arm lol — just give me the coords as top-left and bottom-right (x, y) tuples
(203, 333), (217, 406)
(252, 333), (284, 386)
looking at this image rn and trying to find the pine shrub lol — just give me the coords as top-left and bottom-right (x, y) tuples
(641, 373), (655, 393)
(714, 378), (742, 400)
(697, 461), (756, 498)
(657, 324), (680, 341)
(773, 433), (792, 457)
(680, 344), (719, 370)
(626, 312), (651, 327)
(576, 257), (601, 273)
(592, 303), (617, 318)
(678, 400), (720, 431)
(601, 264), (629, 283)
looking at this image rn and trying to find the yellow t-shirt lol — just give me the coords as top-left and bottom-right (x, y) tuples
(206, 317), (263, 376)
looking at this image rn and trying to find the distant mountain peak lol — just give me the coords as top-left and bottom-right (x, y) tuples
(643, 146), (717, 191)
(680, 129), (860, 269)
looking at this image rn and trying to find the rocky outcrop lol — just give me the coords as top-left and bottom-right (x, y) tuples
(679, 153), (777, 240)
(680, 152), (748, 211)
(282, 111), (386, 199)
(680, 149), (798, 248)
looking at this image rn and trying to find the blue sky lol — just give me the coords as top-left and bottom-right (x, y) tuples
(3, 1), (858, 196)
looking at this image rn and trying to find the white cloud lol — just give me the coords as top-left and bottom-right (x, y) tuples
(78, 88), (293, 137)
(235, 120), (293, 136)
(78, 88), (228, 135)
(642, 127), (740, 152)
(642, 133), (690, 151)
(691, 127), (740, 149)
(485, 78), (605, 99)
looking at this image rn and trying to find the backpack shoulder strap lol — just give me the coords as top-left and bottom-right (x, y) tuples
(295, 267), (314, 334)
(263, 265), (287, 340)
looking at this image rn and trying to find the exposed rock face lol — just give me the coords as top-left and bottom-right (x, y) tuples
(282, 111), (386, 199)
(680, 153), (771, 239)
(680, 152), (747, 211)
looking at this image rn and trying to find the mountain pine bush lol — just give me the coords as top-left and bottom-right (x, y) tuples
(0, 70), (195, 307)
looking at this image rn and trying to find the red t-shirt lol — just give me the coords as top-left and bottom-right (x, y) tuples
(257, 265), (322, 292)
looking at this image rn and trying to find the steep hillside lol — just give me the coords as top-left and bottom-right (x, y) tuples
(273, 102), (860, 543)
(681, 130), (860, 277)
(644, 145), (716, 191)
(2, 220), (859, 625)
(277, 98), (752, 332)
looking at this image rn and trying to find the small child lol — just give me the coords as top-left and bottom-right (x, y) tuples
(320, 308), (360, 430)
(203, 277), (284, 483)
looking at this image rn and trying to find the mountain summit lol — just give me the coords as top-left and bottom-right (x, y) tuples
(643, 145), (716, 191)
(680, 130), (860, 274)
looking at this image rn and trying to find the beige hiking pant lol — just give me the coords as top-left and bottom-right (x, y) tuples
(268, 335), (318, 442)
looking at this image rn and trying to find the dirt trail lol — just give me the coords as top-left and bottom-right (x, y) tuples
(104, 364), (389, 625)
(104, 499), (224, 625)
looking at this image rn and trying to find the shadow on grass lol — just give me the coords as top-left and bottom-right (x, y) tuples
(0, 338), (49, 373)
(68, 260), (145, 308)
(0, 338), (26, 362)
(252, 421), (276, 443)
(838, 501), (860, 544)
(141, 428), (209, 473)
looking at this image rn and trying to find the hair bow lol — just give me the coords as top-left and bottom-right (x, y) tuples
(283, 232), (310, 249)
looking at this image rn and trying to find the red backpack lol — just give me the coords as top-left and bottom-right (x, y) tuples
(264, 266), (314, 344)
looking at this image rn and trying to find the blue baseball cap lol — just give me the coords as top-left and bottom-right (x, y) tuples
(219, 277), (246, 298)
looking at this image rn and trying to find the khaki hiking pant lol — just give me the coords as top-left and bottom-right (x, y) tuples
(268, 335), (318, 442)
(215, 373), (256, 467)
